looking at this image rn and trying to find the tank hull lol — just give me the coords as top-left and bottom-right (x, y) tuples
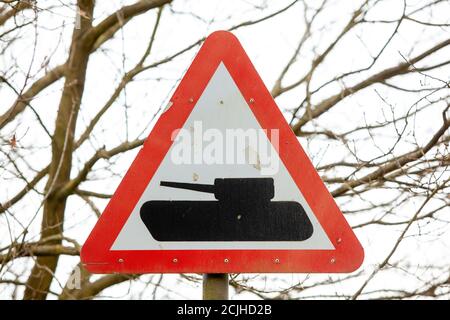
(140, 201), (313, 241)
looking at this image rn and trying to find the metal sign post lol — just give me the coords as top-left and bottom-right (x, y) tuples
(203, 273), (229, 300)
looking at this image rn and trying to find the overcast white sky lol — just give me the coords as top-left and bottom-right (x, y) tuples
(1, 0), (449, 299)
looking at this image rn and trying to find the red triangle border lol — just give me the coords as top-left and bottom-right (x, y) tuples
(81, 31), (364, 274)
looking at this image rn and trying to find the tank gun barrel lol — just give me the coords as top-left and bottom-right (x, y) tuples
(160, 181), (215, 194)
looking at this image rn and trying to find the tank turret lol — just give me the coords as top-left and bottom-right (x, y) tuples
(160, 178), (274, 202)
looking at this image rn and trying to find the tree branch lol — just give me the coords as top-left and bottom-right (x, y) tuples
(332, 105), (450, 197)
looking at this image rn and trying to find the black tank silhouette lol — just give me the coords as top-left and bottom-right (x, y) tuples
(140, 178), (313, 241)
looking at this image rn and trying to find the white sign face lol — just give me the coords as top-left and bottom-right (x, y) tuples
(111, 63), (333, 251)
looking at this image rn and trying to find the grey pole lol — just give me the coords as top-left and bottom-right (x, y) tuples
(203, 273), (229, 300)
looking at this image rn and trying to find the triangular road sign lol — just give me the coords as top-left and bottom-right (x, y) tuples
(81, 31), (364, 274)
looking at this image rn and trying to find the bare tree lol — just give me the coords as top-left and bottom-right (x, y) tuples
(0, 0), (449, 300)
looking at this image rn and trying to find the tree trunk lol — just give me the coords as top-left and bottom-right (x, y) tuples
(23, 0), (95, 300)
